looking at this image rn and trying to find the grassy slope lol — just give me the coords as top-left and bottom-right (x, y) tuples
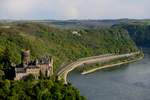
(0, 22), (138, 71)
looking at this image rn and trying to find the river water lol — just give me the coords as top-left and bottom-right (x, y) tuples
(68, 48), (150, 100)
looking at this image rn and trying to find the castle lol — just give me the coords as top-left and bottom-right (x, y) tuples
(14, 50), (53, 80)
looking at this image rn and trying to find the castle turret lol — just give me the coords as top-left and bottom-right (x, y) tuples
(49, 57), (53, 76)
(46, 56), (53, 77)
(21, 49), (30, 67)
(35, 59), (39, 66)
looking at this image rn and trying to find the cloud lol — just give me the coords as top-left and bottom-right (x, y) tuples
(0, 0), (149, 19)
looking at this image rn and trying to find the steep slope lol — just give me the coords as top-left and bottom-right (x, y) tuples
(0, 22), (138, 71)
(113, 23), (150, 47)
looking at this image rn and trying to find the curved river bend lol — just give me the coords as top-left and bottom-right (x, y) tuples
(68, 48), (150, 100)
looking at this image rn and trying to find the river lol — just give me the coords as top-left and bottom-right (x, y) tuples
(68, 48), (150, 100)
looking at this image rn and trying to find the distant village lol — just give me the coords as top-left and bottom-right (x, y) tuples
(13, 49), (53, 80)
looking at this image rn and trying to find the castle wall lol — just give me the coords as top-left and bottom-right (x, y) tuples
(26, 68), (40, 75)
(14, 50), (54, 80)
(14, 68), (40, 80)
(14, 73), (28, 80)
(39, 64), (50, 76)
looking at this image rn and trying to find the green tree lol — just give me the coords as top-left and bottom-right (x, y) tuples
(0, 70), (4, 80)
(24, 74), (35, 81)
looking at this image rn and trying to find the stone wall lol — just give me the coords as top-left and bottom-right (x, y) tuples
(14, 73), (28, 80)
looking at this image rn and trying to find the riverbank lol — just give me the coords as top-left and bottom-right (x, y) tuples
(57, 52), (142, 84)
(68, 48), (150, 100)
(81, 56), (144, 75)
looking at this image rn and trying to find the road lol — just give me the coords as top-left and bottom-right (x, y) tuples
(56, 52), (140, 84)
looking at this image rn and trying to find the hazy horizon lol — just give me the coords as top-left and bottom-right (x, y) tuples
(0, 18), (150, 21)
(0, 0), (150, 20)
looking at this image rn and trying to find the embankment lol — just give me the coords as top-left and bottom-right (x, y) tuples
(81, 56), (143, 75)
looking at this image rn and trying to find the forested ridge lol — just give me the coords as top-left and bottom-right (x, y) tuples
(112, 22), (150, 47)
(0, 22), (138, 100)
(0, 22), (138, 70)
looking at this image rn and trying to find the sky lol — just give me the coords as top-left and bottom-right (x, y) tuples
(0, 0), (149, 20)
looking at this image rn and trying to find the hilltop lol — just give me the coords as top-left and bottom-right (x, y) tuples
(0, 22), (138, 71)
(112, 22), (150, 47)
(0, 21), (143, 100)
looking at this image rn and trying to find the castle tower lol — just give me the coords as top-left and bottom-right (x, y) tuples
(21, 49), (30, 67)
(46, 56), (53, 77)
(50, 57), (53, 76)
(35, 59), (39, 66)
